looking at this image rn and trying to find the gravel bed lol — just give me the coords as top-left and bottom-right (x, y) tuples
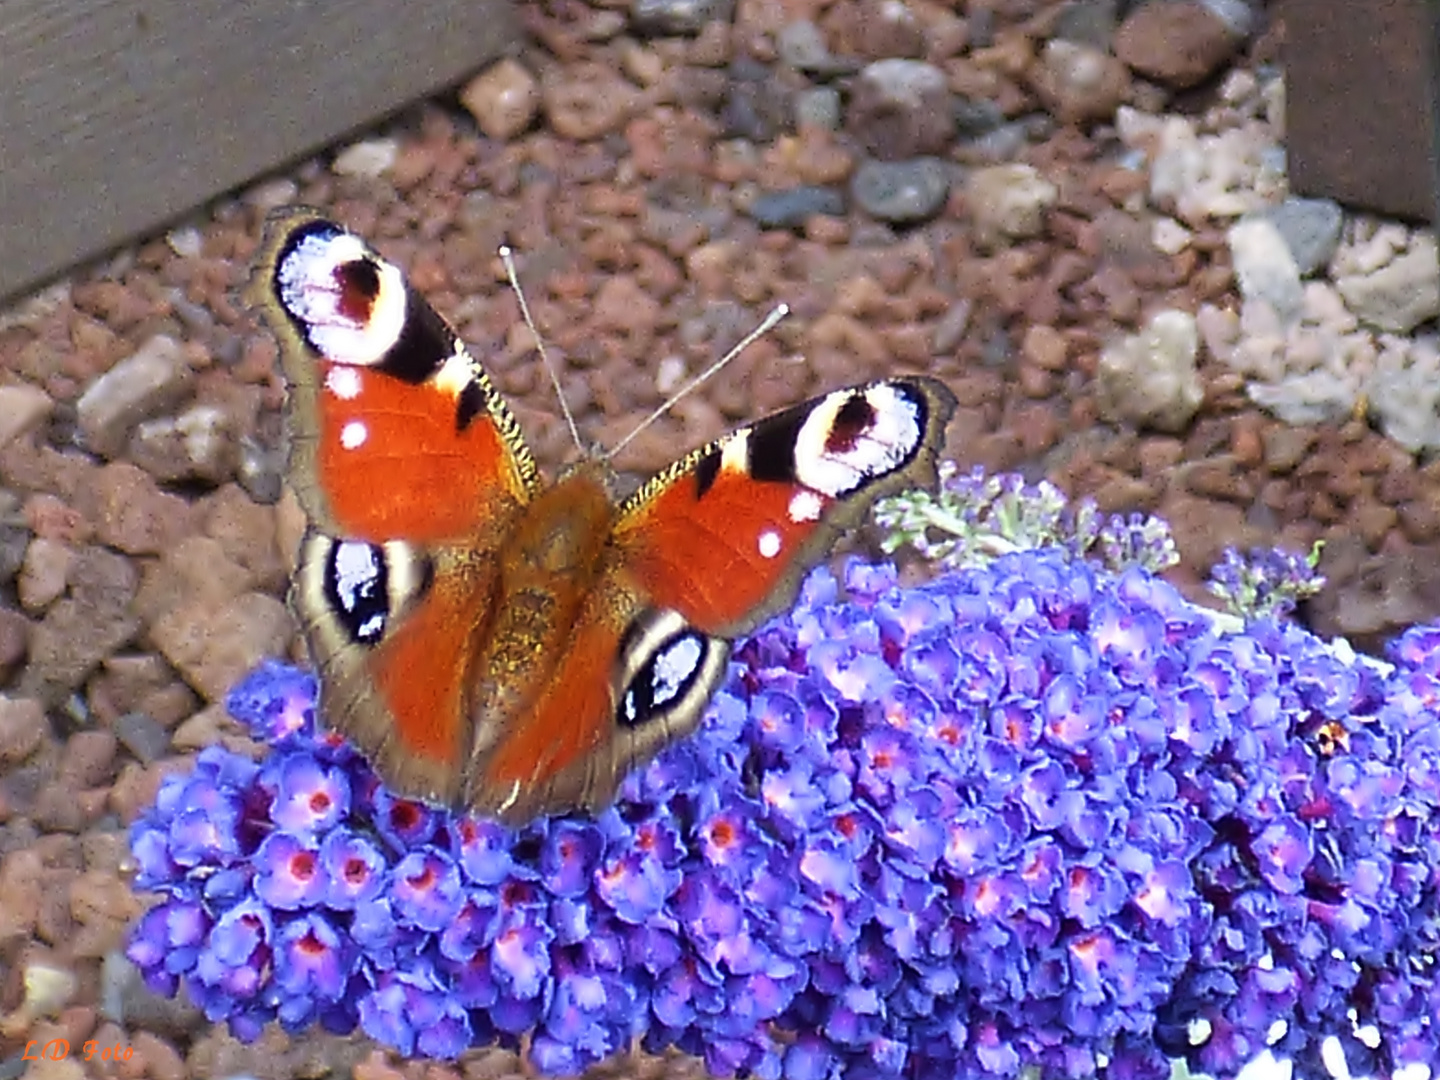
(0, 0), (1437, 1077)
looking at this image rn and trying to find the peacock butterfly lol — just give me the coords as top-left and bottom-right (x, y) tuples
(246, 207), (957, 823)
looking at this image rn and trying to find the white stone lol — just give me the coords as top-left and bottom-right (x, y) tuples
(1228, 218), (1304, 325)
(1151, 217), (1192, 255)
(332, 138), (399, 179)
(966, 164), (1057, 249)
(1095, 309), (1203, 434)
(1336, 237), (1440, 334)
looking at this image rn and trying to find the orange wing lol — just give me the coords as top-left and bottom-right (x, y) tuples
(248, 209), (538, 806)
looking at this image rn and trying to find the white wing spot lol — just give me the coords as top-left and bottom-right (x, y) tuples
(326, 366), (363, 400)
(652, 636), (703, 704)
(758, 529), (782, 559)
(788, 490), (824, 523)
(340, 421), (368, 450)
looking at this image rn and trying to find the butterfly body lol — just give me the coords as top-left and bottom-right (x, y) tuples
(248, 208), (957, 822)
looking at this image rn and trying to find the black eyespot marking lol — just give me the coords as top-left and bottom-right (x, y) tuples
(619, 629), (710, 728)
(376, 287), (458, 385)
(745, 407), (803, 484)
(324, 541), (390, 645)
(694, 449), (722, 499)
(456, 380), (485, 433)
(826, 392), (877, 454)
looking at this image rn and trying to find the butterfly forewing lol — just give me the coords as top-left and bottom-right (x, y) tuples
(613, 378), (957, 636)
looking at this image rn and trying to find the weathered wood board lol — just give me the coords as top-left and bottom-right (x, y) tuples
(0, 0), (518, 302)
(1284, 0), (1438, 222)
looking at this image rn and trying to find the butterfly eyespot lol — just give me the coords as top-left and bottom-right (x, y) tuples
(615, 609), (730, 730)
(304, 535), (432, 649)
(326, 541), (389, 644)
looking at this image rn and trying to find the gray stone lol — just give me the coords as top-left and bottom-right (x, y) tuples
(1254, 197), (1343, 277)
(113, 711), (172, 765)
(1054, 0), (1120, 48)
(631, 0), (735, 34)
(748, 186), (845, 229)
(852, 158), (951, 224)
(953, 96), (1006, 139)
(848, 59), (955, 160)
(793, 87), (841, 131)
(1336, 238), (1440, 334)
(1227, 218), (1304, 325)
(1201, 0), (1255, 36)
(1095, 309), (1204, 434)
(777, 20), (830, 71)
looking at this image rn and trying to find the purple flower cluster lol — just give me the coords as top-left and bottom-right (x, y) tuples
(128, 550), (1440, 1078)
(1207, 543), (1327, 620)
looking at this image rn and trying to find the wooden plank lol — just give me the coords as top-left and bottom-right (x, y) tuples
(1284, 0), (1436, 221)
(0, 0), (519, 302)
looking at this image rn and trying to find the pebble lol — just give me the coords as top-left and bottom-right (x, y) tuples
(330, 137), (398, 179)
(460, 58), (540, 142)
(966, 163), (1058, 249)
(1151, 216), (1193, 255)
(543, 68), (637, 141)
(1336, 238), (1440, 334)
(0, 385), (55, 451)
(1053, 0), (1121, 47)
(793, 87), (841, 131)
(1114, 0), (1248, 89)
(17, 546), (140, 706)
(953, 96), (1007, 139)
(631, 0), (734, 35)
(1095, 309), (1204, 434)
(74, 335), (194, 459)
(1365, 338), (1440, 454)
(847, 59), (955, 161)
(128, 404), (238, 484)
(85, 462), (195, 556)
(1031, 39), (1131, 125)
(151, 591), (292, 702)
(1255, 197), (1344, 277)
(776, 20), (831, 72)
(747, 186), (845, 230)
(112, 711), (172, 765)
(850, 158), (950, 225)
(18, 538), (72, 612)
(0, 695), (45, 766)
(1227, 217), (1304, 325)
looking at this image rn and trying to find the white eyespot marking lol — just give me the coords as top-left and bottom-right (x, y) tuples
(325, 366), (363, 400)
(340, 421), (368, 450)
(332, 541), (386, 640)
(276, 231), (407, 366)
(758, 529), (782, 559)
(720, 431), (750, 476)
(650, 635), (704, 707)
(788, 489), (824, 523)
(793, 385), (923, 497)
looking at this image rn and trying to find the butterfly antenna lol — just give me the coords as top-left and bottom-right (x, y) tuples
(500, 246), (585, 453)
(605, 302), (790, 462)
